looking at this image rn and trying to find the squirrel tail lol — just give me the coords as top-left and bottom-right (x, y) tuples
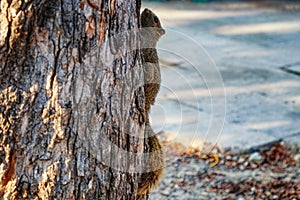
(137, 128), (165, 195)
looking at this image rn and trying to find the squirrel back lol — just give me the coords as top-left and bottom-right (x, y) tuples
(140, 8), (165, 117)
(137, 8), (165, 196)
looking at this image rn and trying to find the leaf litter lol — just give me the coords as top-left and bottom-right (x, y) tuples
(150, 137), (300, 200)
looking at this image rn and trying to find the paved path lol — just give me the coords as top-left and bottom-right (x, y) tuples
(144, 1), (300, 148)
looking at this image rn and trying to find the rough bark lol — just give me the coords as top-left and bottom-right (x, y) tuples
(0, 0), (147, 199)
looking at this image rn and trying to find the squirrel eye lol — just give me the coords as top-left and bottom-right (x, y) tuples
(153, 16), (159, 23)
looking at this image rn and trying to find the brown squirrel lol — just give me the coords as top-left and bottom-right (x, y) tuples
(140, 8), (165, 118)
(137, 8), (165, 195)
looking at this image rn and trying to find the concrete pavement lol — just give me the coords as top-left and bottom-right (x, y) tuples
(143, 1), (300, 149)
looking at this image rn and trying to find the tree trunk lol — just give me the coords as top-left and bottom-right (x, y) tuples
(0, 0), (147, 199)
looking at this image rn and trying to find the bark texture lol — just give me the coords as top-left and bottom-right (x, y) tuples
(0, 0), (146, 199)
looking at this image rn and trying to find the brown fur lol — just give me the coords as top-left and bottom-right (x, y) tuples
(137, 8), (165, 195)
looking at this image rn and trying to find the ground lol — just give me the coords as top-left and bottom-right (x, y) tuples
(142, 0), (300, 199)
(150, 138), (300, 199)
(145, 0), (300, 148)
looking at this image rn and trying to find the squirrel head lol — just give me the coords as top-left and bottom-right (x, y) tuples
(141, 8), (165, 38)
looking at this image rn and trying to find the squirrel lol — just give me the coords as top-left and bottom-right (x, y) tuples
(137, 8), (165, 195)
(140, 8), (165, 118)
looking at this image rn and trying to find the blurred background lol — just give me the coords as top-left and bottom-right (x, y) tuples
(143, 0), (300, 149)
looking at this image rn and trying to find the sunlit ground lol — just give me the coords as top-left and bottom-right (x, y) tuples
(143, 0), (300, 148)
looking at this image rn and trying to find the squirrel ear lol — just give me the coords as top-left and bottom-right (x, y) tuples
(142, 8), (150, 15)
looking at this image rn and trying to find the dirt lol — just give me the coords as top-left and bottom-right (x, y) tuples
(149, 139), (300, 199)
